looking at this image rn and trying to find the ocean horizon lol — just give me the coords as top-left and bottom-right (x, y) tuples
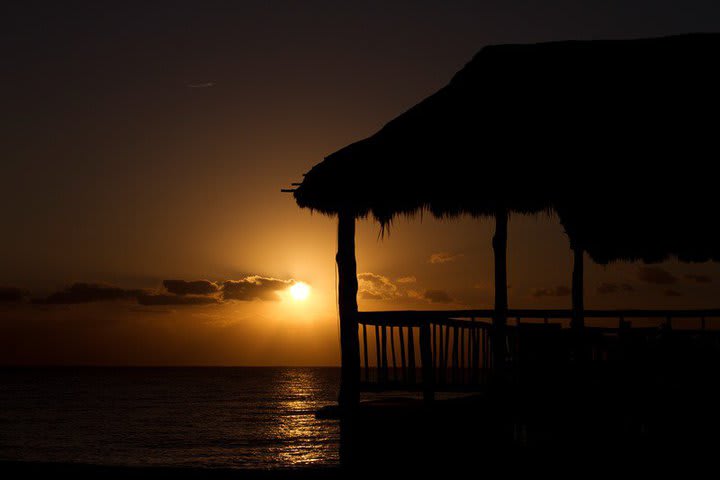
(0, 367), (347, 469)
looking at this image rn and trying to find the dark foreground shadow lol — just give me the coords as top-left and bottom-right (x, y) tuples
(337, 365), (720, 476)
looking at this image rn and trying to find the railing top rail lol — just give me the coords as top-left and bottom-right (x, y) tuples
(582, 309), (720, 318)
(358, 309), (494, 320)
(357, 308), (720, 325)
(357, 315), (493, 328)
(358, 310), (493, 326)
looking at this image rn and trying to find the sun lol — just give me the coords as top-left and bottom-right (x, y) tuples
(289, 282), (311, 301)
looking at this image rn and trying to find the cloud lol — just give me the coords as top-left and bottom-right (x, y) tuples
(429, 252), (463, 264)
(684, 274), (712, 284)
(221, 276), (293, 302)
(396, 276), (417, 284)
(664, 289), (683, 297)
(357, 273), (399, 300)
(596, 282), (636, 295)
(358, 273), (452, 303)
(0, 287), (29, 303)
(160, 276), (294, 304)
(26, 275), (301, 307)
(163, 280), (219, 296)
(637, 267), (677, 285)
(138, 294), (220, 306)
(423, 289), (453, 304)
(406, 289), (423, 300)
(34, 283), (146, 304)
(359, 291), (384, 300)
(357, 272), (459, 305)
(532, 286), (571, 297)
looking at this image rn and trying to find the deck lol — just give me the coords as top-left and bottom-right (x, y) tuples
(356, 308), (720, 398)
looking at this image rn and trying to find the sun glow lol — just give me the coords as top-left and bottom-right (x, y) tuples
(289, 282), (311, 301)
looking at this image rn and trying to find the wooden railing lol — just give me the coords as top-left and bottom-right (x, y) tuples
(358, 311), (494, 394)
(356, 309), (720, 396)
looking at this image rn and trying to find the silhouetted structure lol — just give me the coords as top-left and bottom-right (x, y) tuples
(285, 34), (720, 413)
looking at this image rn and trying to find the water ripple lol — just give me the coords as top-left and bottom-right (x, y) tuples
(0, 367), (341, 469)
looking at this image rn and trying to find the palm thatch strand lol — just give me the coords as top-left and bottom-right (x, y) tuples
(292, 33), (720, 264)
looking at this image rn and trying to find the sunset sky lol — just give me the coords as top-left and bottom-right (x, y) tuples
(2, 1), (720, 365)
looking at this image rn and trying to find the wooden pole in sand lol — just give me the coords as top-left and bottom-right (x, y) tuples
(337, 211), (360, 410)
(492, 207), (509, 370)
(571, 245), (585, 331)
(571, 244), (585, 364)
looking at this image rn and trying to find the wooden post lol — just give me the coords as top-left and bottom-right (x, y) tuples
(399, 327), (406, 383)
(570, 245), (585, 365)
(337, 212), (360, 409)
(492, 207), (509, 370)
(571, 245), (584, 331)
(408, 327), (416, 383)
(420, 322), (435, 403)
(362, 324), (369, 382)
(381, 326), (388, 383)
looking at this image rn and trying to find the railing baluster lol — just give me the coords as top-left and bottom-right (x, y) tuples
(467, 325), (472, 381)
(485, 327), (491, 369)
(434, 323), (440, 384)
(453, 326), (459, 384)
(480, 327), (485, 371)
(381, 325), (388, 383)
(362, 323), (369, 382)
(442, 324), (447, 382)
(466, 327), (471, 383)
(460, 328), (467, 383)
(399, 326), (407, 383)
(374, 325), (381, 382)
(432, 323), (437, 373)
(390, 326), (397, 382)
(408, 327), (416, 384)
(420, 322), (434, 402)
(475, 328), (479, 377)
(436, 323), (441, 373)
(443, 324), (448, 383)
(471, 317), (478, 382)
(506, 317), (522, 365)
(478, 327), (482, 372)
(465, 328), (473, 382)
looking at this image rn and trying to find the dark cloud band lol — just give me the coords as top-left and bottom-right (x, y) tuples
(32, 275), (298, 306)
(0, 287), (29, 303)
(222, 276), (294, 302)
(34, 283), (145, 304)
(163, 280), (219, 296)
(138, 294), (220, 306)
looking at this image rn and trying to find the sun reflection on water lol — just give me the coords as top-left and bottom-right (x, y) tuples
(264, 368), (339, 466)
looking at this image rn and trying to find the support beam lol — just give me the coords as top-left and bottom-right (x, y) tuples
(337, 212), (360, 409)
(492, 207), (508, 369)
(420, 322), (434, 403)
(571, 245), (584, 331)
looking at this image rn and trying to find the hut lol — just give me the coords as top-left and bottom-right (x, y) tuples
(286, 34), (720, 408)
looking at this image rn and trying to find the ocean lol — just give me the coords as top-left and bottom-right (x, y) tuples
(0, 367), (343, 469)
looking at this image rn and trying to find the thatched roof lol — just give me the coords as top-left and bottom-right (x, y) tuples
(292, 33), (720, 263)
